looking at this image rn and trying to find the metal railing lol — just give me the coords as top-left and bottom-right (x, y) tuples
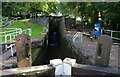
(22, 29), (32, 36)
(0, 28), (32, 56)
(0, 28), (22, 35)
(3, 19), (17, 28)
(0, 17), (8, 24)
(0, 17), (18, 28)
(72, 32), (83, 42)
(101, 29), (120, 41)
(43, 27), (48, 32)
(0, 28), (22, 43)
(0, 28), (31, 43)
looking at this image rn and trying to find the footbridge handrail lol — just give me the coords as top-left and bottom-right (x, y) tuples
(101, 29), (120, 41)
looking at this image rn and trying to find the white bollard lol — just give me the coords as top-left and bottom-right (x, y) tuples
(63, 58), (76, 76)
(50, 59), (63, 76)
(50, 58), (76, 77)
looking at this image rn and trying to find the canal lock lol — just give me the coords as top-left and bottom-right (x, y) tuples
(32, 17), (83, 66)
(2, 17), (119, 76)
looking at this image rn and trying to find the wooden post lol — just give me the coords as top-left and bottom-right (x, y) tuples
(94, 35), (112, 67)
(16, 34), (32, 68)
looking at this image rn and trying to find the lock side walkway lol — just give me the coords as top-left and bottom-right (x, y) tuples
(0, 47), (16, 62)
(65, 30), (119, 69)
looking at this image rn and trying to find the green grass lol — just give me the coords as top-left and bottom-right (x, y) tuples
(10, 20), (47, 39)
(0, 21), (27, 43)
(27, 22), (46, 39)
(9, 21), (26, 30)
(0, 19), (47, 43)
(2, 20), (26, 32)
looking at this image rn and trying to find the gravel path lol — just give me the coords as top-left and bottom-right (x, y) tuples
(22, 22), (31, 28)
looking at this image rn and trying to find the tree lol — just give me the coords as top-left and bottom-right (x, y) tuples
(2, 2), (120, 30)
